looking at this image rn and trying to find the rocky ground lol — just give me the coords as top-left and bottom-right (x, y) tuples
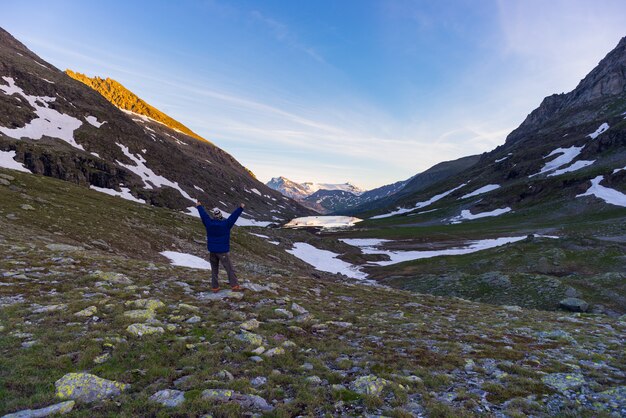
(1, 237), (625, 417)
(1, 170), (625, 417)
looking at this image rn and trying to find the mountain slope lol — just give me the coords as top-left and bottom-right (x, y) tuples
(362, 37), (626, 222)
(0, 27), (313, 223)
(65, 70), (206, 142)
(346, 155), (480, 215)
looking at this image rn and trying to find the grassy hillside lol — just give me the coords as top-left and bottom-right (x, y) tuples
(1, 168), (624, 417)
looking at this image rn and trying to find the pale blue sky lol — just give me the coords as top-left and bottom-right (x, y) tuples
(2, 0), (625, 189)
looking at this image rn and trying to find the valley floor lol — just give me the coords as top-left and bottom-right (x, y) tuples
(1, 169), (625, 417)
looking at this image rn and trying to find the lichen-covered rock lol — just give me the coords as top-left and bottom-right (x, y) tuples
(201, 389), (273, 411)
(240, 319), (260, 331)
(125, 298), (165, 311)
(178, 303), (199, 311)
(74, 306), (97, 317)
(149, 389), (185, 407)
(559, 298), (589, 312)
(263, 347), (285, 357)
(595, 386), (626, 412)
(327, 321), (352, 328)
(126, 323), (164, 337)
(55, 373), (129, 402)
(32, 304), (67, 314)
(541, 373), (586, 393)
(93, 353), (111, 364)
(186, 315), (201, 324)
(2, 400), (75, 417)
(123, 309), (155, 321)
(235, 330), (263, 346)
(350, 375), (391, 396)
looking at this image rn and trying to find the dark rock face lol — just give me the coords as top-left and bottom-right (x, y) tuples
(0, 27), (313, 221)
(507, 37), (626, 145)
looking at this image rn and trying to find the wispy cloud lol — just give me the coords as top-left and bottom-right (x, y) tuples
(250, 10), (325, 63)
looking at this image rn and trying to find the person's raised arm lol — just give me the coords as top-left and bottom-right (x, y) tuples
(226, 203), (245, 228)
(195, 201), (211, 225)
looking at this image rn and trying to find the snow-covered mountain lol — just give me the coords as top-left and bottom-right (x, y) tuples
(0, 27), (314, 224)
(267, 176), (363, 200)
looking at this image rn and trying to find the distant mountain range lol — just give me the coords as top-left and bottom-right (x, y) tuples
(0, 27), (313, 224)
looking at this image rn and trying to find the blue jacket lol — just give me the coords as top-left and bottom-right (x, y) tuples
(197, 206), (243, 253)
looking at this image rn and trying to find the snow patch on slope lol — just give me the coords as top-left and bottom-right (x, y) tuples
(461, 184), (501, 199)
(160, 251), (211, 270)
(85, 115), (106, 128)
(588, 122), (609, 139)
(0, 150), (32, 173)
(577, 176), (626, 207)
(116, 143), (193, 202)
(530, 146), (584, 177)
(371, 183), (467, 219)
(287, 242), (367, 280)
(451, 207), (511, 223)
(0, 76), (84, 150)
(90, 185), (146, 204)
(547, 160), (595, 177)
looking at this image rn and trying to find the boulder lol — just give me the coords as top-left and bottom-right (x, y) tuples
(55, 373), (129, 402)
(350, 375), (391, 396)
(541, 373), (586, 393)
(240, 319), (260, 331)
(235, 330), (263, 346)
(559, 298), (589, 312)
(74, 306), (97, 317)
(2, 401), (75, 417)
(149, 389), (185, 407)
(126, 323), (164, 337)
(123, 309), (155, 321)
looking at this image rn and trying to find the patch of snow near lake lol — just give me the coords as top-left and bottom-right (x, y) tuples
(588, 122), (609, 139)
(116, 143), (193, 202)
(577, 176), (626, 207)
(285, 216), (363, 229)
(371, 183), (467, 219)
(0, 150), (32, 173)
(530, 146), (584, 177)
(160, 251), (210, 270)
(90, 185), (146, 204)
(461, 184), (501, 199)
(0, 76), (84, 150)
(287, 242), (368, 280)
(85, 115), (106, 128)
(547, 160), (595, 177)
(451, 207), (511, 223)
(344, 236), (534, 267)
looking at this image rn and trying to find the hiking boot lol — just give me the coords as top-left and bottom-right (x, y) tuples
(231, 285), (244, 292)
(211, 287), (220, 293)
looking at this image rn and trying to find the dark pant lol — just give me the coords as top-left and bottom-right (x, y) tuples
(209, 252), (238, 288)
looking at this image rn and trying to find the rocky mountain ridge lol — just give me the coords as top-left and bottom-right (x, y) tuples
(358, 37), (626, 222)
(0, 27), (313, 223)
